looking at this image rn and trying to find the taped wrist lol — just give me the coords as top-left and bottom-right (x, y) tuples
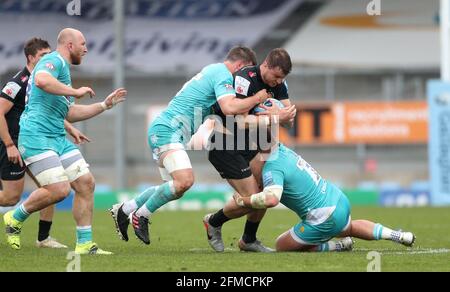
(250, 193), (267, 209)
(249, 186), (283, 209)
(100, 101), (109, 110)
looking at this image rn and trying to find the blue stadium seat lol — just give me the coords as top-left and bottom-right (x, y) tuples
(95, 183), (113, 193)
(410, 180), (430, 192)
(357, 181), (378, 191)
(379, 181), (402, 192)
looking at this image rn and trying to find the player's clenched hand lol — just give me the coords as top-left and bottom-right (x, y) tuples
(278, 105), (296, 123)
(74, 87), (95, 99)
(102, 88), (127, 110)
(255, 89), (270, 104)
(6, 144), (23, 168)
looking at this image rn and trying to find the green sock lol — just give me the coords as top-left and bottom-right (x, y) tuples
(122, 186), (157, 215)
(140, 181), (176, 215)
(76, 226), (92, 244)
(13, 204), (30, 222)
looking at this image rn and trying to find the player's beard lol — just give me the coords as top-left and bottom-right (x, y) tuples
(71, 51), (82, 65)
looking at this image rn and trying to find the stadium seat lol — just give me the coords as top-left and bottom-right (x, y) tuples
(95, 183), (113, 193)
(379, 181), (402, 192)
(410, 180), (430, 192)
(357, 181), (378, 191)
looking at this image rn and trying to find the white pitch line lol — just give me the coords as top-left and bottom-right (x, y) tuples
(189, 247), (450, 255)
(189, 247), (238, 252)
(353, 248), (450, 255)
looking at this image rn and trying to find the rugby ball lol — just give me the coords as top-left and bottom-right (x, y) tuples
(253, 98), (285, 114)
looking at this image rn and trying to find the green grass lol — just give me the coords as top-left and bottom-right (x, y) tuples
(1, 207), (449, 272)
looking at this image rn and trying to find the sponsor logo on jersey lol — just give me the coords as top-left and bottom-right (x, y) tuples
(2, 82), (21, 99)
(10, 169), (26, 176)
(240, 166), (251, 173)
(224, 84), (233, 90)
(150, 134), (158, 145)
(235, 76), (250, 96)
(236, 86), (244, 94)
(248, 71), (257, 78)
(45, 63), (55, 71)
(21, 75), (28, 83)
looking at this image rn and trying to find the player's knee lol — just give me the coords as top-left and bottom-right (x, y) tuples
(184, 175), (195, 190)
(0, 194), (21, 207)
(0, 187), (21, 206)
(50, 182), (72, 202)
(275, 231), (294, 252)
(162, 150), (193, 194)
(57, 184), (72, 200)
(87, 175), (95, 193)
(73, 173), (95, 194)
(175, 175), (194, 195)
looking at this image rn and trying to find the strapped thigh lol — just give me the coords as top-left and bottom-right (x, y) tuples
(26, 151), (68, 186)
(60, 149), (90, 182)
(162, 150), (192, 174)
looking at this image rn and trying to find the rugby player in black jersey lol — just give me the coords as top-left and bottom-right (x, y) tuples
(203, 48), (297, 252)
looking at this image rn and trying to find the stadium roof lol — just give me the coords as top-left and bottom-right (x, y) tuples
(284, 0), (440, 71)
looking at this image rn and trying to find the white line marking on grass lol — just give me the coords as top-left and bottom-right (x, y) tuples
(189, 247), (450, 255)
(354, 248), (450, 255)
(189, 247), (238, 252)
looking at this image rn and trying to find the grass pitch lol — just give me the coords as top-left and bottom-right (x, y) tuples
(0, 207), (449, 272)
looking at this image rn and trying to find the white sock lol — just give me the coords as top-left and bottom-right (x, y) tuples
(135, 205), (152, 218)
(328, 241), (338, 251)
(380, 226), (401, 241)
(318, 241), (338, 252)
(122, 200), (138, 215)
(380, 226), (392, 239)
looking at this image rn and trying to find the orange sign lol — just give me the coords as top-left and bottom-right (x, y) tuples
(280, 101), (428, 145)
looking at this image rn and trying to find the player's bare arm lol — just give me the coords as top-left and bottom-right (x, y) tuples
(218, 88), (270, 115)
(34, 72), (95, 99)
(64, 120), (91, 145)
(66, 88), (127, 123)
(0, 98), (22, 167)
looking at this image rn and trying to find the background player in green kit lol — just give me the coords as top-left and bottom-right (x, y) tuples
(233, 144), (416, 252)
(3, 28), (127, 254)
(0, 37), (90, 249)
(110, 46), (271, 245)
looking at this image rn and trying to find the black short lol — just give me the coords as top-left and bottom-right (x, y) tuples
(0, 140), (26, 181)
(208, 149), (258, 180)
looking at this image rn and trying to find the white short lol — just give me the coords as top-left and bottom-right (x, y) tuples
(27, 149), (90, 186)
